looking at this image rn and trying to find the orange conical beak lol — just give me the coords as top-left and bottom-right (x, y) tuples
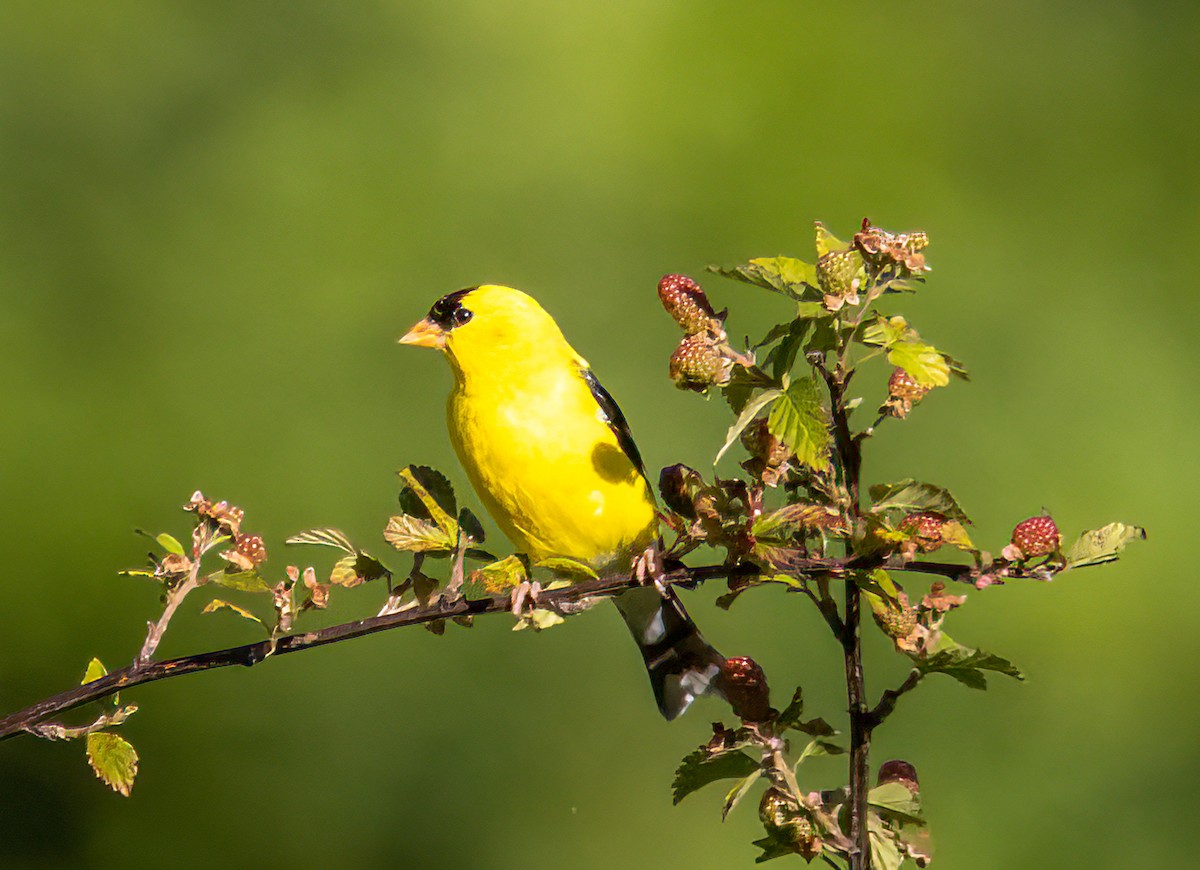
(398, 317), (446, 349)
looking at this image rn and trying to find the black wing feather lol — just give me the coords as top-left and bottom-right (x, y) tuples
(581, 368), (646, 478)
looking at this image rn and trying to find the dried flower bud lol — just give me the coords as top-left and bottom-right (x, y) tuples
(1008, 515), (1061, 560)
(669, 333), (732, 391)
(877, 759), (920, 792)
(758, 789), (819, 858)
(717, 655), (771, 722)
(899, 511), (946, 553)
(853, 218), (930, 272)
(874, 596), (918, 641)
(657, 274), (719, 335)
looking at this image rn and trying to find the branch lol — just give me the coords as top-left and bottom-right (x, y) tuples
(864, 669), (922, 730)
(0, 563), (746, 743)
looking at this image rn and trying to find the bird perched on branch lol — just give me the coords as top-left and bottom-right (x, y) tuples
(400, 284), (722, 718)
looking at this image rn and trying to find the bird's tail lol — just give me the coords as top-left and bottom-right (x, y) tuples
(612, 585), (724, 720)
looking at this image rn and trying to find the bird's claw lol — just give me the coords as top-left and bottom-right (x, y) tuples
(633, 546), (670, 599)
(509, 580), (543, 616)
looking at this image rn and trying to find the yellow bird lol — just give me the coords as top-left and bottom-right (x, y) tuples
(400, 284), (722, 718)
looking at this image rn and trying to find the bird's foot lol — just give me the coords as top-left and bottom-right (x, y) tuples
(633, 545), (670, 598)
(509, 579), (543, 616)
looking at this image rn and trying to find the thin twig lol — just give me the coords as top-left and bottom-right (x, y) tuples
(864, 669), (922, 730)
(0, 563), (749, 743)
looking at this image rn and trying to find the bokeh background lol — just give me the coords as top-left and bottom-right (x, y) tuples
(1, 2), (1195, 867)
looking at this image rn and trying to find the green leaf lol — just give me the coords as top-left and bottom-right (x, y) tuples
(868, 820), (905, 870)
(469, 554), (528, 595)
(672, 748), (759, 805)
(285, 527), (355, 553)
(706, 258), (817, 300)
(398, 465), (459, 537)
(383, 514), (455, 553)
(202, 598), (266, 628)
(796, 737), (846, 763)
(914, 636), (1024, 689)
(721, 770), (762, 821)
(82, 657), (108, 686)
(458, 508), (486, 544)
(751, 830), (803, 863)
(869, 782), (923, 821)
(534, 556), (599, 580)
(766, 377), (832, 471)
(86, 733), (138, 797)
(887, 340), (950, 388)
(764, 319), (812, 382)
(814, 221), (846, 257)
(156, 533), (185, 556)
(1066, 522), (1147, 568)
(860, 315), (915, 348)
(208, 569), (273, 593)
(775, 687), (805, 730)
(869, 479), (970, 523)
(513, 608), (565, 632)
(715, 388), (782, 465)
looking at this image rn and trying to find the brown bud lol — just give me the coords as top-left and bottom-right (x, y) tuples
(877, 759), (920, 792)
(717, 655), (771, 722)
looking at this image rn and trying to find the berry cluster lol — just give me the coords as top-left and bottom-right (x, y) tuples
(658, 274), (739, 392)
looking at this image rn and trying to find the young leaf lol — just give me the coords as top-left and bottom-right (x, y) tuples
(156, 533), (186, 556)
(398, 466), (458, 536)
(814, 221), (846, 257)
(86, 733), (139, 797)
(914, 636), (1024, 689)
(82, 657), (108, 686)
(868, 819), (905, 870)
(868, 782), (923, 821)
(209, 569), (273, 594)
(202, 599), (266, 628)
(383, 514), (455, 553)
(512, 608), (565, 632)
(869, 479), (970, 523)
(470, 554), (528, 594)
(715, 389), (782, 465)
(706, 258), (816, 300)
(1066, 522), (1147, 568)
(721, 770), (762, 821)
(887, 341), (950, 388)
(285, 528), (356, 553)
(766, 377), (832, 471)
(672, 748), (759, 805)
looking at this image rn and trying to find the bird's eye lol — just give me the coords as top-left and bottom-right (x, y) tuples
(453, 307), (473, 326)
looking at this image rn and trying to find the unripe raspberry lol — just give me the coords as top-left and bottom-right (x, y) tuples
(669, 333), (731, 391)
(816, 249), (863, 299)
(877, 759), (920, 792)
(717, 655), (771, 722)
(875, 601), (918, 640)
(759, 789), (818, 857)
(740, 418), (791, 466)
(899, 511), (946, 553)
(235, 533), (268, 565)
(1009, 515), (1060, 559)
(657, 274), (717, 334)
(888, 367), (930, 402)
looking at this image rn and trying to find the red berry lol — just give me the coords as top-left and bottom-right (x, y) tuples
(717, 655), (771, 722)
(877, 759), (919, 792)
(899, 511), (946, 553)
(1010, 515), (1060, 559)
(657, 274), (717, 334)
(235, 533), (268, 565)
(888, 367), (930, 401)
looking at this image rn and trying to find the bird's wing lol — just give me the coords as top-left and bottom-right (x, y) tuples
(580, 367), (646, 479)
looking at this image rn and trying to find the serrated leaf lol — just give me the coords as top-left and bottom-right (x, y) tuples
(202, 598), (266, 628)
(470, 554), (527, 594)
(914, 636), (1023, 689)
(764, 319), (812, 382)
(398, 466), (458, 536)
(715, 389), (782, 465)
(751, 831), (803, 863)
(861, 315), (915, 348)
(458, 508), (486, 544)
(869, 821), (905, 870)
(208, 569), (273, 593)
(766, 377), (832, 471)
(383, 514), (455, 553)
(672, 748), (759, 804)
(1066, 522), (1146, 568)
(155, 533), (185, 556)
(86, 733), (138, 797)
(535, 556), (599, 580)
(869, 479), (970, 523)
(706, 258), (816, 300)
(285, 527), (355, 553)
(814, 221), (846, 257)
(721, 770), (762, 821)
(887, 341), (950, 388)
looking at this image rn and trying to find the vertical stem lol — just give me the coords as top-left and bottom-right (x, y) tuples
(844, 578), (870, 869)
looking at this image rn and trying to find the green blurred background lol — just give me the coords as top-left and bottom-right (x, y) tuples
(0, 2), (1195, 867)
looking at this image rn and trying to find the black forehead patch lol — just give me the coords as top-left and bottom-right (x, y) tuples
(428, 287), (476, 329)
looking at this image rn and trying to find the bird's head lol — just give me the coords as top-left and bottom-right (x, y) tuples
(399, 284), (578, 373)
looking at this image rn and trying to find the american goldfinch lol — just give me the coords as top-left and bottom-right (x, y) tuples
(400, 284), (722, 719)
